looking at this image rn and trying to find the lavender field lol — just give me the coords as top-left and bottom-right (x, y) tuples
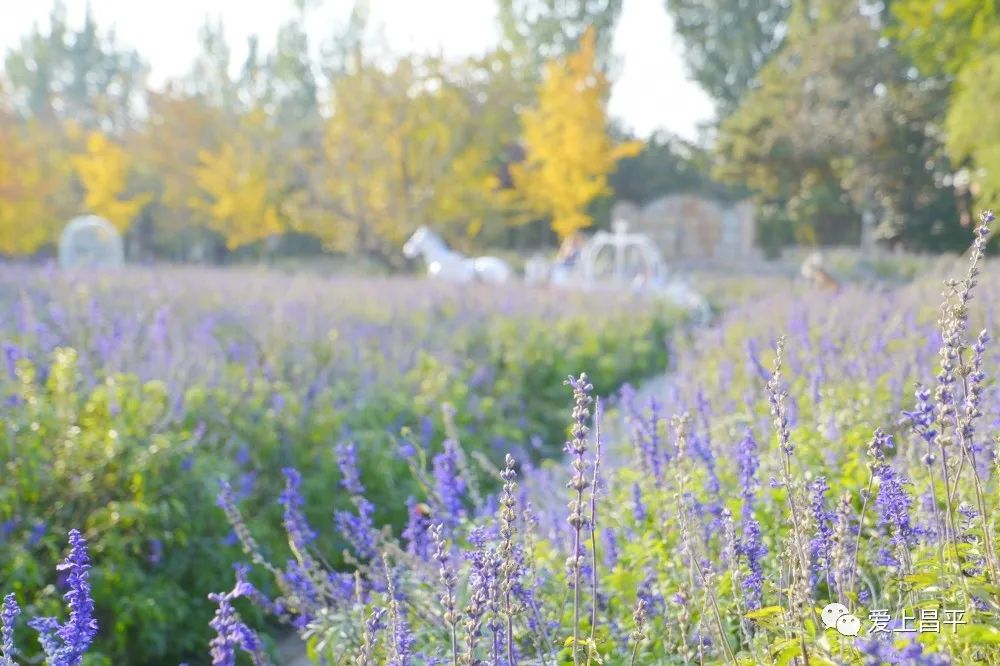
(5, 224), (1000, 664)
(210, 216), (1000, 664)
(4, 0), (1000, 662)
(0, 264), (678, 664)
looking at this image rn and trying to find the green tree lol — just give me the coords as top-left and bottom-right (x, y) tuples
(317, 0), (371, 82)
(715, 0), (967, 250)
(497, 0), (623, 72)
(664, 0), (792, 115)
(946, 51), (1000, 215)
(890, 0), (999, 78)
(3, 2), (147, 133)
(184, 19), (240, 111)
(609, 129), (743, 206)
(892, 0), (1000, 217)
(267, 4), (320, 128)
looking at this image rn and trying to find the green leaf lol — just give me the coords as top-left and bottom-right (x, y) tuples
(745, 605), (786, 620)
(770, 638), (802, 666)
(959, 624), (1000, 644)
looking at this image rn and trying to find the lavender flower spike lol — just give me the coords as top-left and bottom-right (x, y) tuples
(208, 566), (273, 666)
(208, 586), (269, 666)
(1, 594), (18, 666)
(335, 442), (365, 496)
(279, 468), (317, 554)
(564, 372), (593, 666)
(28, 529), (98, 666)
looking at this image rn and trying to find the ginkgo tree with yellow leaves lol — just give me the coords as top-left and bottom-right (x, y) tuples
(191, 109), (286, 250)
(0, 117), (71, 255)
(303, 55), (508, 263)
(71, 130), (150, 233)
(511, 27), (642, 240)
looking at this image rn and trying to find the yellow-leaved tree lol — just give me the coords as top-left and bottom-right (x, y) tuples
(137, 90), (228, 251)
(71, 131), (150, 232)
(511, 27), (642, 240)
(0, 117), (72, 255)
(191, 109), (285, 250)
(307, 56), (506, 262)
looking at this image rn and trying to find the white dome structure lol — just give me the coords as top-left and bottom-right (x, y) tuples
(58, 215), (124, 269)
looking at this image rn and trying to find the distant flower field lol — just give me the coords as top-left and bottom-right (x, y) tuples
(0, 265), (679, 664)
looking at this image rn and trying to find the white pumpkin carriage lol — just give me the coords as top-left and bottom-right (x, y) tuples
(524, 220), (711, 322)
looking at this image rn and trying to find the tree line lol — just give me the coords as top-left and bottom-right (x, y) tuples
(0, 1), (677, 264)
(1, 0), (995, 263)
(681, 0), (997, 251)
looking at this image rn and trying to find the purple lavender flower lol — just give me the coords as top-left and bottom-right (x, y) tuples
(693, 390), (721, 496)
(28, 530), (98, 666)
(334, 498), (379, 562)
(390, 607), (415, 666)
(603, 528), (620, 570)
(740, 518), (766, 610)
(902, 384), (938, 470)
(735, 427), (766, 608)
(765, 342), (794, 457)
(736, 429), (760, 519)
(237, 471), (257, 502)
(334, 441), (365, 496)
(28, 520), (47, 547)
(808, 477), (835, 590)
(331, 443), (379, 560)
(279, 468), (317, 553)
(231, 564), (279, 616)
(746, 338), (771, 382)
(632, 482), (647, 523)
(874, 461), (917, 568)
(858, 636), (951, 666)
(358, 607), (387, 662)
(623, 389), (666, 485)
(31, 617), (61, 659)
(3, 344), (19, 379)
(149, 538), (163, 566)
(1, 593), (18, 666)
(962, 330), (989, 443)
(207, 583), (268, 666)
(402, 498), (434, 560)
(279, 560), (320, 628)
(150, 306), (170, 347)
(463, 542), (500, 659)
(431, 440), (467, 529)
(867, 429), (893, 463)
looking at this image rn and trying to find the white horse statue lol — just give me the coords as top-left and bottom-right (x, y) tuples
(403, 226), (513, 285)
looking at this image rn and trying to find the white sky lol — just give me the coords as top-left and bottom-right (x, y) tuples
(0, 0), (716, 140)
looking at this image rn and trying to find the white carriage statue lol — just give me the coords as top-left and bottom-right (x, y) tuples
(402, 221), (710, 321)
(525, 220), (711, 321)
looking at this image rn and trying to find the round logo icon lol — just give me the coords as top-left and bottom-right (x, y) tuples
(822, 603), (861, 636)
